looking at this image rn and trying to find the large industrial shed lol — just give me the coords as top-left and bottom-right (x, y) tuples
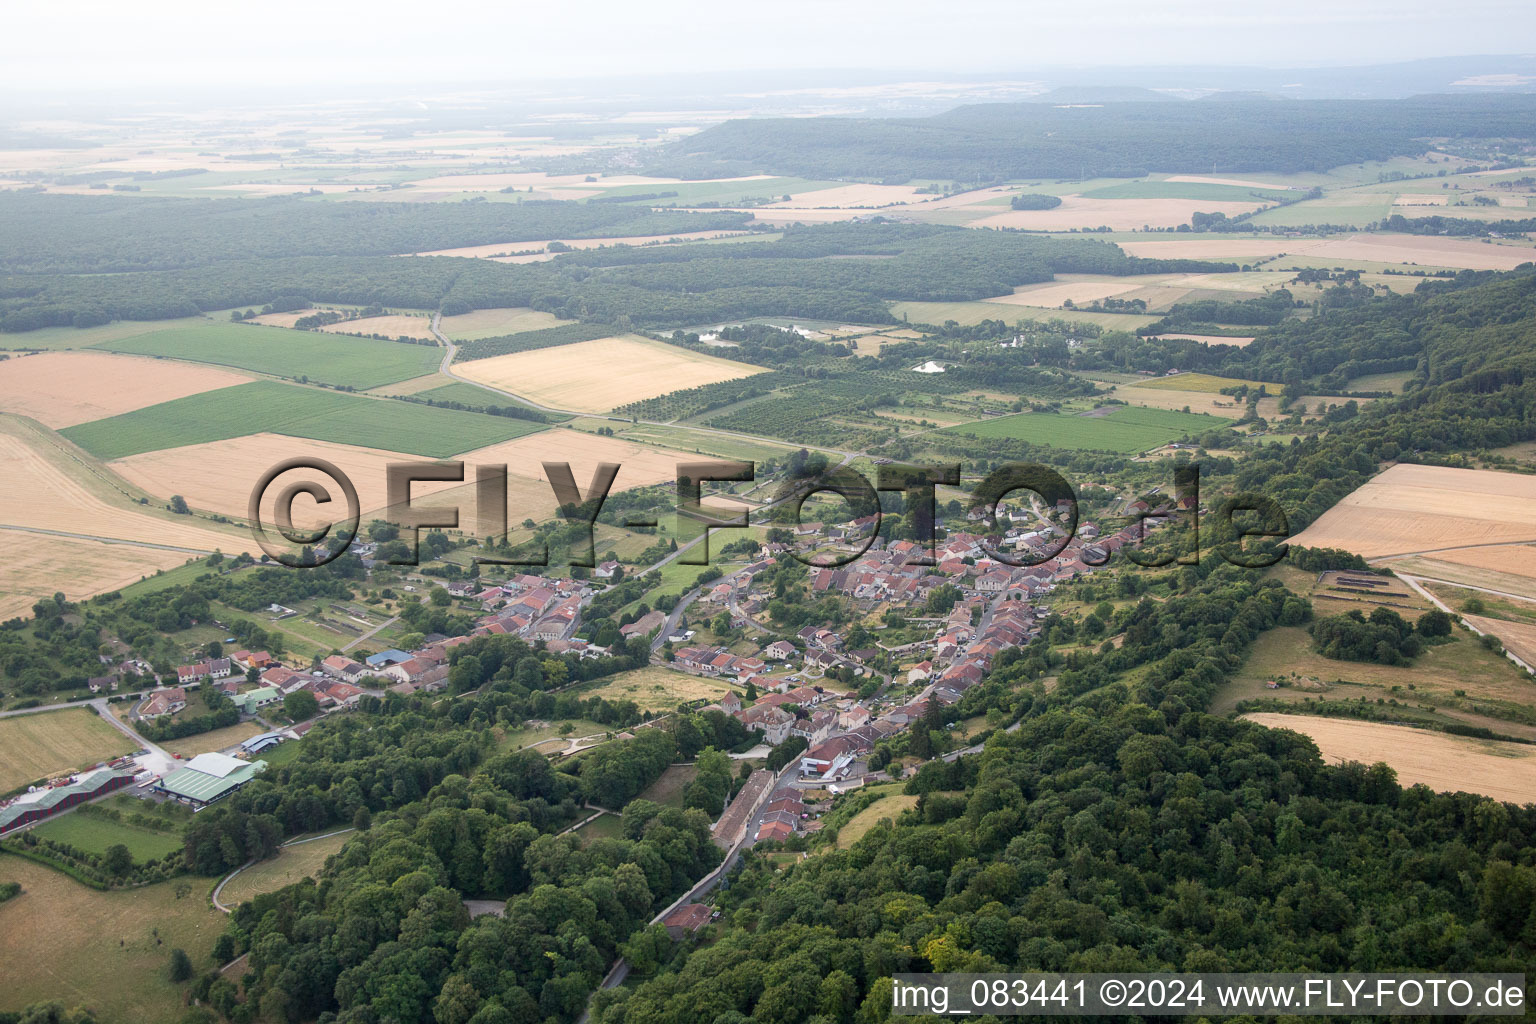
(0, 768), (138, 835)
(155, 752), (266, 808)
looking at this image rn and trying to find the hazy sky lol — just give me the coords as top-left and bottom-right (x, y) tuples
(3, 0), (1533, 93)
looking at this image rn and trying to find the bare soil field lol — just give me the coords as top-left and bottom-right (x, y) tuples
(1242, 713), (1536, 805)
(438, 307), (572, 339)
(454, 335), (764, 413)
(317, 314), (436, 341)
(1290, 464), (1536, 560)
(0, 708), (135, 792)
(973, 197), (1261, 231)
(0, 352), (250, 428)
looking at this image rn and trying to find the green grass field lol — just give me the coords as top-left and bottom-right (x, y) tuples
(574, 812), (625, 845)
(61, 380), (548, 459)
(942, 405), (1231, 453)
(1081, 181), (1296, 203)
(0, 709), (136, 794)
(1133, 372), (1270, 393)
(95, 322), (442, 389)
(31, 812), (184, 864)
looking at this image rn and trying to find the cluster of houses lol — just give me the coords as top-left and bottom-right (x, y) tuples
(462, 573), (592, 645)
(667, 505), (1175, 786)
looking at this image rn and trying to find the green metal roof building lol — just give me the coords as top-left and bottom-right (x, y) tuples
(155, 752), (266, 807)
(232, 686), (282, 714)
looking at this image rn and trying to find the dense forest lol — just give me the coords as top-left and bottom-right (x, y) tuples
(0, 194), (754, 274)
(644, 95), (1536, 182)
(0, 221), (1233, 332)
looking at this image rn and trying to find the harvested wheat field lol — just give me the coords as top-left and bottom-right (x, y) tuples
(0, 352), (250, 428)
(454, 335), (765, 413)
(0, 707), (135, 792)
(1242, 713), (1536, 805)
(1463, 614), (1536, 667)
(1303, 234), (1536, 271)
(1166, 174), (1302, 190)
(0, 429), (243, 551)
(0, 531), (201, 618)
(974, 197), (1261, 231)
(318, 314), (436, 341)
(767, 184), (933, 208)
(112, 433), (470, 529)
(1119, 238), (1304, 261)
(246, 308), (323, 328)
(1423, 543), (1536, 584)
(990, 275), (1164, 308)
(112, 428), (700, 532)
(1290, 464), (1536, 560)
(416, 231), (752, 260)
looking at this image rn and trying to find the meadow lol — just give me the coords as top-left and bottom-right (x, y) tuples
(1080, 180), (1297, 203)
(942, 405), (1230, 453)
(576, 665), (738, 713)
(0, 856), (228, 1024)
(95, 322), (441, 389)
(31, 812), (184, 864)
(218, 831), (352, 906)
(0, 709), (136, 793)
(61, 380), (547, 460)
(835, 786), (918, 849)
(1134, 372), (1270, 393)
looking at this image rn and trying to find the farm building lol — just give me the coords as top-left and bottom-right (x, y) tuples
(155, 751), (266, 808)
(0, 768), (138, 835)
(240, 731), (289, 755)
